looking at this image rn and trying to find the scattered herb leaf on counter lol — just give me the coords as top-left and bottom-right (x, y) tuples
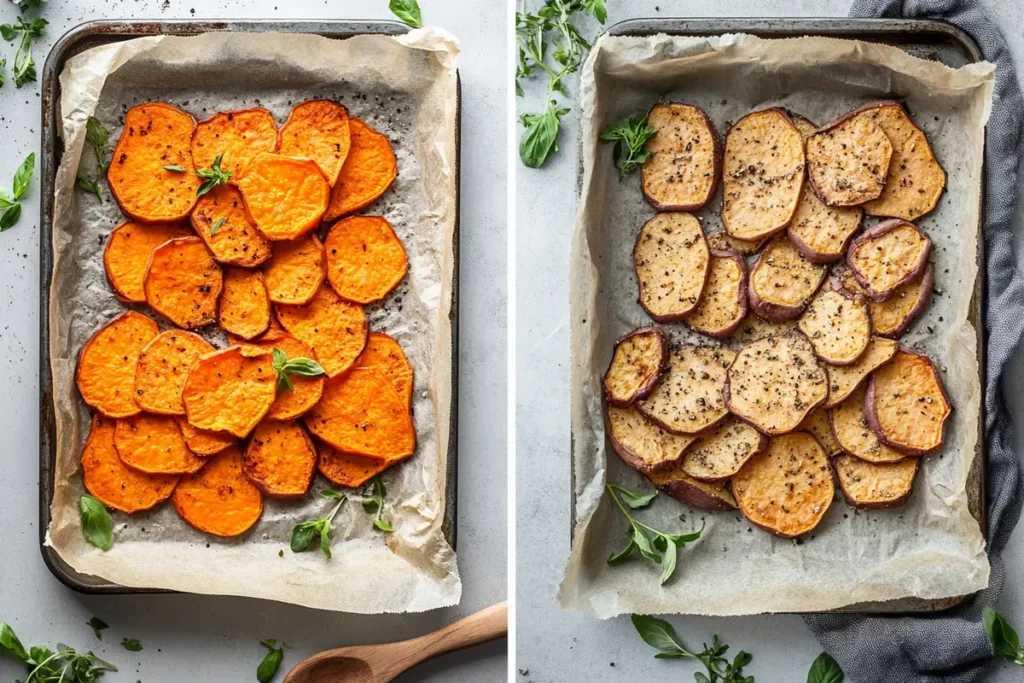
(389, 0), (422, 28)
(291, 490), (346, 559)
(272, 348), (326, 393)
(0, 16), (46, 87)
(0, 622), (118, 683)
(807, 652), (843, 683)
(78, 494), (113, 551)
(120, 638), (142, 652)
(519, 103), (570, 169)
(606, 484), (703, 585)
(77, 117), (109, 201)
(257, 638), (291, 683)
(600, 113), (657, 177)
(361, 476), (394, 533)
(86, 618), (108, 641)
(631, 614), (754, 683)
(195, 152), (233, 197)
(984, 607), (1024, 665)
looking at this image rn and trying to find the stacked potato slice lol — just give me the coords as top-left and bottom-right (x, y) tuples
(605, 100), (951, 537)
(77, 99), (410, 539)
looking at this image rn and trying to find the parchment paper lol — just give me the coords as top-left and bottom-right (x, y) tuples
(46, 28), (461, 613)
(559, 33), (993, 617)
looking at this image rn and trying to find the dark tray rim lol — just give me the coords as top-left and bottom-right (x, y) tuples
(38, 19), (461, 596)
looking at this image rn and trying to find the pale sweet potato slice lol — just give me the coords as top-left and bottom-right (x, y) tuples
(182, 346), (277, 438)
(648, 465), (738, 511)
(606, 405), (696, 474)
(706, 230), (765, 256)
(352, 332), (415, 410)
(797, 287), (871, 365)
(829, 384), (905, 464)
(681, 418), (767, 482)
(177, 418), (236, 456)
(325, 215), (408, 304)
(191, 184), (273, 267)
(134, 330), (215, 415)
(858, 101), (946, 221)
(143, 236), (223, 329)
(847, 219), (931, 301)
(317, 443), (393, 489)
(748, 235), (827, 322)
(242, 418), (317, 499)
(725, 333), (828, 435)
(824, 336), (898, 408)
(304, 368), (416, 460)
(242, 331), (325, 420)
(683, 248), (748, 339)
(806, 111), (893, 206)
(602, 327), (667, 407)
(277, 99), (351, 185)
(640, 103), (721, 211)
(76, 311), (160, 418)
(799, 408), (842, 457)
(114, 413), (207, 475)
(263, 233), (327, 305)
(838, 265), (933, 338)
(324, 117), (397, 221)
(636, 345), (734, 435)
(218, 267), (272, 340)
(721, 108), (805, 241)
(866, 348), (951, 456)
(234, 153), (330, 241)
(634, 213), (710, 322)
(276, 285), (368, 377)
(172, 445), (263, 537)
(834, 454), (918, 510)
(107, 103), (202, 223)
(729, 315), (798, 345)
(81, 415), (180, 514)
(787, 188), (863, 264)
(104, 221), (191, 303)
(191, 108), (279, 177)
(732, 432), (834, 537)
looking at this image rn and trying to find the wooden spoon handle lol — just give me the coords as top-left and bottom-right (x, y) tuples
(382, 602), (508, 677)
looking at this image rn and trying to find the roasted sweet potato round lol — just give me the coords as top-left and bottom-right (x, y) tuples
(732, 432), (834, 537)
(729, 314), (798, 345)
(218, 267), (272, 340)
(143, 236), (223, 329)
(81, 415), (180, 514)
(829, 384), (906, 464)
(683, 248), (748, 340)
(799, 408), (843, 457)
(748, 235), (827, 322)
(276, 285), (368, 377)
(242, 331), (324, 420)
(318, 443), (392, 489)
(640, 103), (721, 212)
(725, 333), (828, 435)
(182, 346), (277, 438)
(234, 153), (330, 241)
(647, 465), (738, 511)
(277, 99), (352, 185)
(263, 233), (326, 305)
(838, 265), (933, 338)
(707, 230), (765, 256)
(352, 332), (415, 410)
(866, 348), (951, 456)
(191, 108), (279, 178)
(797, 288), (871, 366)
(806, 110), (893, 207)
(602, 327), (667, 407)
(324, 215), (408, 304)
(104, 221), (191, 303)
(634, 213), (710, 322)
(107, 103), (202, 223)
(177, 418), (236, 456)
(190, 184), (273, 267)
(637, 344), (734, 435)
(114, 413), (207, 475)
(77, 311), (160, 418)
(606, 405), (696, 474)
(847, 220), (932, 301)
(721, 108), (805, 242)
(788, 188), (863, 264)
(834, 454), (918, 509)
(824, 336), (898, 408)
(242, 418), (317, 498)
(324, 117), (397, 221)
(681, 418), (767, 482)
(172, 445), (263, 537)
(134, 330), (215, 415)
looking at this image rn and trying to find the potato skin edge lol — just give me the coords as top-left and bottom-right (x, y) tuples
(832, 456), (917, 510)
(602, 327), (668, 408)
(653, 477), (737, 511)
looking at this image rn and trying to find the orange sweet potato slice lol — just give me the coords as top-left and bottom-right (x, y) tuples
(182, 346), (277, 438)
(276, 285), (368, 377)
(191, 108), (279, 178)
(324, 216), (408, 304)
(607, 405), (697, 474)
(317, 443), (393, 488)
(324, 117), (397, 220)
(834, 454), (918, 510)
(143, 236), (223, 329)
(114, 413), (207, 475)
(263, 233), (327, 305)
(191, 184), (273, 267)
(242, 418), (317, 498)
(81, 414), (180, 514)
(352, 332), (414, 409)
(865, 348), (952, 456)
(234, 153), (330, 241)
(108, 103), (202, 223)
(602, 328), (667, 408)
(277, 99), (352, 185)
(134, 330), (215, 415)
(304, 368), (415, 460)
(176, 418), (236, 456)
(104, 221), (191, 303)
(218, 267), (272, 340)
(829, 384), (906, 464)
(238, 331), (324, 420)
(641, 103), (721, 212)
(172, 445), (263, 537)
(76, 311), (160, 418)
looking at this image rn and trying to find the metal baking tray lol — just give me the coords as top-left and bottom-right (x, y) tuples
(570, 17), (986, 613)
(38, 19), (461, 594)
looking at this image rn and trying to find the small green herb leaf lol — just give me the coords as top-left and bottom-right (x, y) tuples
(0, 25), (16, 41)
(373, 518), (394, 533)
(389, 0), (422, 28)
(984, 607), (1024, 665)
(319, 522), (333, 559)
(12, 152), (34, 200)
(195, 153), (232, 197)
(658, 539), (677, 585)
(362, 476), (393, 533)
(290, 494), (345, 559)
(321, 489), (344, 500)
(0, 622), (29, 662)
(519, 102), (570, 169)
(631, 614), (688, 655)
(77, 173), (103, 201)
(606, 485), (701, 584)
(209, 217), (226, 236)
(582, 0), (608, 23)
(807, 652), (844, 683)
(611, 485), (657, 509)
(272, 347), (326, 394)
(600, 113), (658, 177)
(361, 498), (380, 513)
(290, 521), (320, 553)
(86, 116), (110, 172)
(87, 617), (109, 640)
(163, 165), (185, 173)
(0, 204), (21, 232)
(257, 638), (285, 683)
(121, 637), (143, 652)
(79, 494), (114, 551)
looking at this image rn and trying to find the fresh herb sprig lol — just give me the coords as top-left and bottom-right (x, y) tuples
(0, 16), (46, 87)
(257, 638), (291, 683)
(0, 153), (33, 232)
(195, 153), (232, 197)
(78, 494), (113, 551)
(291, 490), (346, 559)
(271, 348), (325, 393)
(806, 653), (843, 683)
(0, 622), (118, 683)
(984, 607), (1024, 665)
(600, 113), (658, 177)
(76, 117), (109, 201)
(606, 484), (703, 584)
(361, 476), (394, 533)
(389, 0), (422, 28)
(631, 614), (754, 683)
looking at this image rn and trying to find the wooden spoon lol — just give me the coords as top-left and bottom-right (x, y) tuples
(283, 601), (507, 683)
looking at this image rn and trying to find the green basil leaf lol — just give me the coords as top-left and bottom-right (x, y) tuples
(0, 204), (22, 232)
(734, 650), (753, 668)
(614, 486), (657, 509)
(373, 476), (387, 500)
(281, 358), (326, 377)
(209, 217), (226, 236)
(319, 522), (332, 559)
(0, 623), (29, 662)
(12, 153), (34, 200)
(0, 190), (13, 208)
(583, 0), (607, 23)
(361, 498), (380, 513)
(519, 103), (569, 168)
(277, 372), (295, 394)
(667, 519), (706, 546)
(196, 178), (217, 197)
(77, 173), (102, 200)
(23, 18), (47, 37)
(321, 489), (344, 500)
(630, 614), (689, 655)
(658, 538), (677, 585)
(632, 526), (660, 564)
(389, 0), (422, 28)
(290, 521), (319, 553)
(79, 494), (113, 551)
(984, 607), (1023, 662)
(0, 25), (16, 41)
(163, 165), (185, 173)
(272, 347), (288, 370)
(694, 673), (711, 683)
(87, 617), (109, 640)
(256, 645), (283, 683)
(806, 652), (844, 683)
(373, 518), (394, 533)
(121, 638), (143, 652)
(606, 537), (636, 565)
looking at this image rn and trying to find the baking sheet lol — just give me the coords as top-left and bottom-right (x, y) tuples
(559, 32), (993, 617)
(45, 28), (461, 613)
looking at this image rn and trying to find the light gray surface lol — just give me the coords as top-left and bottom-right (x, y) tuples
(0, 1), (506, 682)
(515, 1), (1024, 681)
